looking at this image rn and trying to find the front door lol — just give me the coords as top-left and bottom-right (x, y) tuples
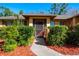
(33, 19), (46, 38)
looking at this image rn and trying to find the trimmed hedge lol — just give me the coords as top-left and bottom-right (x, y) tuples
(47, 25), (68, 46)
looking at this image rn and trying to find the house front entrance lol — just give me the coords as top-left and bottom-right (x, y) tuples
(33, 19), (46, 38)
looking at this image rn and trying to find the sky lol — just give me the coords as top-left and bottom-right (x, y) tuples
(0, 3), (79, 14)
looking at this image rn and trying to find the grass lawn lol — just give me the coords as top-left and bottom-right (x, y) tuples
(0, 46), (36, 56)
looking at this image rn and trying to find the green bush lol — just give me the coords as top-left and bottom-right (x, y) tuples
(17, 36), (34, 46)
(2, 39), (17, 52)
(48, 25), (68, 46)
(66, 31), (79, 45)
(2, 44), (17, 52)
(67, 24), (79, 46)
(0, 25), (35, 52)
(0, 25), (34, 46)
(17, 26), (34, 46)
(17, 26), (34, 40)
(4, 39), (17, 45)
(0, 26), (19, 40)
(27, 36), (35, 45)
(17, 39), (27, 46)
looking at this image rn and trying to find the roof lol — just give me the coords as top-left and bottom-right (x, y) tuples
(54, 14), (75, 19)
(18, 15), (25, 19)
(0, 15), (25, 20)
(0, 13), (79, 20)
(0, 16), (17, 20)
(23, 14), (55, 17)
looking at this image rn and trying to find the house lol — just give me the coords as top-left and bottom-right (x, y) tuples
(54, 14), (79, 28)
(0, 13), (79, 36)
(0, 15), (25, 27)
(0, 14), (78, 27)
(0, 14), (79, 35)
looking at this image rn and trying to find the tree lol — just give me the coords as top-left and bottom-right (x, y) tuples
(49, 3), (68, 15)
(0, 6), (15, 16)
(0, 13), (3, 16)
(0, 6), (5, 16)
(19, 10), (24, 15)
(18, 10), (24, 25)
(3, 8), (14, 16)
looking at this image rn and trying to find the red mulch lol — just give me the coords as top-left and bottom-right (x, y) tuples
(48, 45), (79, 55)
(0, 46), (36, 56)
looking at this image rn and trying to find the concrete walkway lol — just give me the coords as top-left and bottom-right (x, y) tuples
(31, 37), (63, 56)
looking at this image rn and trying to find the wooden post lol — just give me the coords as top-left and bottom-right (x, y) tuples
(72, 17), (76, 27)
(29, 17), (33, 26)
(46, 18), (50, 27)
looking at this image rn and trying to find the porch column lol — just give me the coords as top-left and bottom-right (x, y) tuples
(72, 17), (76, 27)
(29, 17), (33, 26)
(0, 20), (3, 27)
(46, 18), (50, 27)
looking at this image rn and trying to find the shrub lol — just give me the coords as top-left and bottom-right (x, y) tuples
(2, 39), (17, 52)
(4, 39), (17, 45)
(0, 26), (18, 52)
(0, 25), (35, 52)
(47, 25), (68, 46)
(17, 36), (35, 46)
(17, 39), (27, 46)
(17, 26), (34, 40)
(0, 26), (19, 40)
(0, 27), (6, 39)
(66, 31), (79, 45)
(67, 24), (79, 46)
(2, 44), (17, 52)
(27, 36), (35, 45)
(17, 26), (34, 46)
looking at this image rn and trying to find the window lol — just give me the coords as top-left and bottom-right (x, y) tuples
(23, 20), (28, 25)
(60, 21), (64, 25)
(6, 21), (13, 26)
(2, 20), (13, 26)
(50, 20), (54, 26)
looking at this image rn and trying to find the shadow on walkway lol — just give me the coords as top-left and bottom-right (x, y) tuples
(35, 36), (46, 46)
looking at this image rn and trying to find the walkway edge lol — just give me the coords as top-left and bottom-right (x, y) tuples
(31, 43), (64, 56)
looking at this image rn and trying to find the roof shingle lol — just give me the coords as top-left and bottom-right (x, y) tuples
(0, 15), (25, 20)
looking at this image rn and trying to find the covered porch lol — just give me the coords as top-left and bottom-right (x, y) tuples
(23, 14), (55, 38)
(23, 14), (55, 27)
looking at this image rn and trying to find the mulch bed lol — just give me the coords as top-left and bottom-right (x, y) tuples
(48, 45), (79, 55)
(0, 46), (36, 56)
